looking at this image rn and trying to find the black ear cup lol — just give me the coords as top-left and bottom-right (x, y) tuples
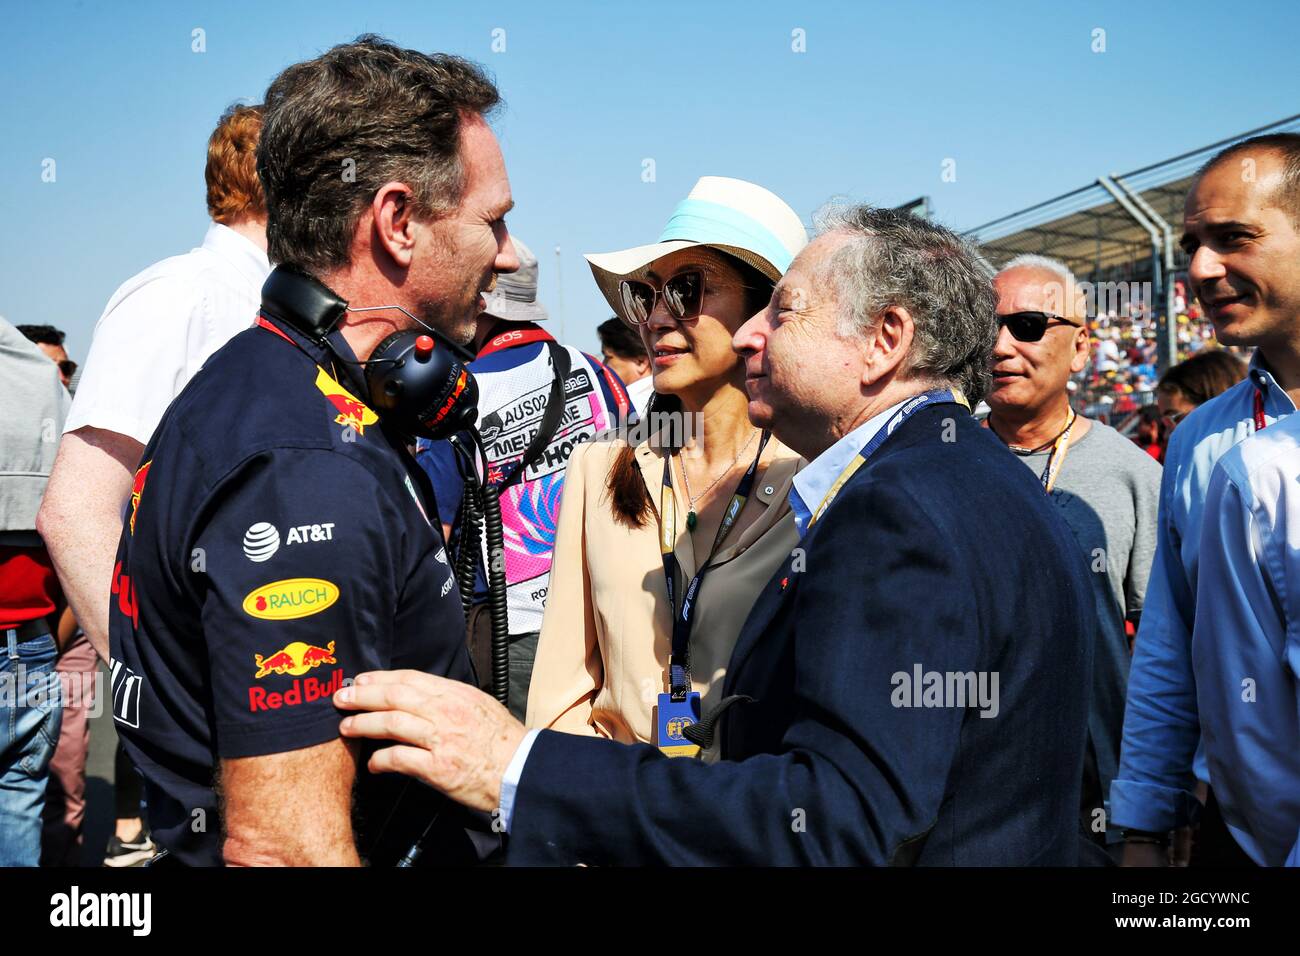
(258, 266), (478, 440)
(364, 331), (479, 440)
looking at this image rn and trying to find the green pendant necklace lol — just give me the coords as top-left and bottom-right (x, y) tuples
(679, 430), (758, 531)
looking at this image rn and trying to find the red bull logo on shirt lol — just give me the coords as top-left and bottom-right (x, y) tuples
(252, 639), (338, 678)
(314, 367), (379, 435)
(248, 668), (345, 712)
(129, 460), (152, 535)
(242, 578), (339, 621)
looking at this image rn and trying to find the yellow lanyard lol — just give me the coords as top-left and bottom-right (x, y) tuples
(985, 408), (1078, 494)
(807, 457), (868, 530)
(1039, 409), (1077, 494)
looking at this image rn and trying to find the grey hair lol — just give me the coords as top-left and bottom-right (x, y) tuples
(998, 253), (1079, 290)
(997, 254), (1088, 320)
(813, 204), (999, 406)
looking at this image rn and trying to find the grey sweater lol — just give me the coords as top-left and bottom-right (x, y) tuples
(1015, 419), (1162, 840)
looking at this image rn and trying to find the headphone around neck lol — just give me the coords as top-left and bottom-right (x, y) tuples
(259, 265), (480, 440)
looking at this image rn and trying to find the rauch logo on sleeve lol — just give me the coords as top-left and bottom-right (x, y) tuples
(241, 578), (339, 620)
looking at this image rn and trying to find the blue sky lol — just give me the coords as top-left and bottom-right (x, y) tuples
(3, 0), (1298, 359)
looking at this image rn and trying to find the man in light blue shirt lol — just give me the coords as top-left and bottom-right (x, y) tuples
(1112, 132), (1300, 864)
(1196, 413), (1300, 865)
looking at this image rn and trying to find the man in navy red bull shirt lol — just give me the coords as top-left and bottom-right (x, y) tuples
(108, 37), (520, 865)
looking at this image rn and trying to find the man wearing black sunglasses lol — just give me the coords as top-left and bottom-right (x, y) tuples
(986, 255), (1162, 862)
(16, 325), (73, 389)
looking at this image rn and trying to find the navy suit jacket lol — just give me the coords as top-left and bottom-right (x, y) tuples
(508, 403), (1095, 865)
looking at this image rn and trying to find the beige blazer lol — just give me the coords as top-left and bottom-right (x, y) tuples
(526, 431), (803, 755)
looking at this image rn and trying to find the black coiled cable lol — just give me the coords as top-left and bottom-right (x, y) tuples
(455, 476), (482, 622)
(449, 433), (509, 705)
(480, 481), (509, 705)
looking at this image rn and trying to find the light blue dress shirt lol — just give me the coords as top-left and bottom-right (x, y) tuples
(789, 396), (914, 538)
(497, 728), (539, 832)
(497, 396), (914, 830)
(1111, 356), (1296, 834)
(1195, 414), (1300, 865)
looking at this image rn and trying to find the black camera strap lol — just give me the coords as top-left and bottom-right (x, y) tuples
(494, 340), (571, 491)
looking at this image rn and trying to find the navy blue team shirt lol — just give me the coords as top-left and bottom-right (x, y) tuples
(109, 313), (476, 866)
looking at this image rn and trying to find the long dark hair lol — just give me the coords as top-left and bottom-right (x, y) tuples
(1157, 349), (1248, 407)
(605, 256), (772, 528)
(607, 391), (685, 528)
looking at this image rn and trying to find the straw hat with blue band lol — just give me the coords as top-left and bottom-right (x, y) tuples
(586, 176), (808, 322)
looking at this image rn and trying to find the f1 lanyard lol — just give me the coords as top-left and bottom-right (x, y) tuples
(807, 389), (968, 531)
(1037, 408), (1077, 494)
(660, 430), (771, 700)
(1254, 387), (1268, 433)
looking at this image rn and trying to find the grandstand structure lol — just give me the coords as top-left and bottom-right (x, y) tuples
(964, 113), (1300, 376)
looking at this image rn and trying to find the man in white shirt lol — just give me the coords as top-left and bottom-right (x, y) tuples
(36, 103), (268, 863)
(39, 103), (268, 662)
(1112, 132), (1300, 866)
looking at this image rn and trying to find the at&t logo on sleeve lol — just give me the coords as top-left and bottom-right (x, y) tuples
(242, 522), (336, 562)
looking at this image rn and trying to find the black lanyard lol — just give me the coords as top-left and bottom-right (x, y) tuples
(660, 430), (771, 700)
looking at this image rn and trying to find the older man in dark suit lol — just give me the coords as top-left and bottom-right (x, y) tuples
(333, 205), (1096, 865)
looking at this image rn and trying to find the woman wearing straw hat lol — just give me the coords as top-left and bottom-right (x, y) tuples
(526, 177), (808, 758)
